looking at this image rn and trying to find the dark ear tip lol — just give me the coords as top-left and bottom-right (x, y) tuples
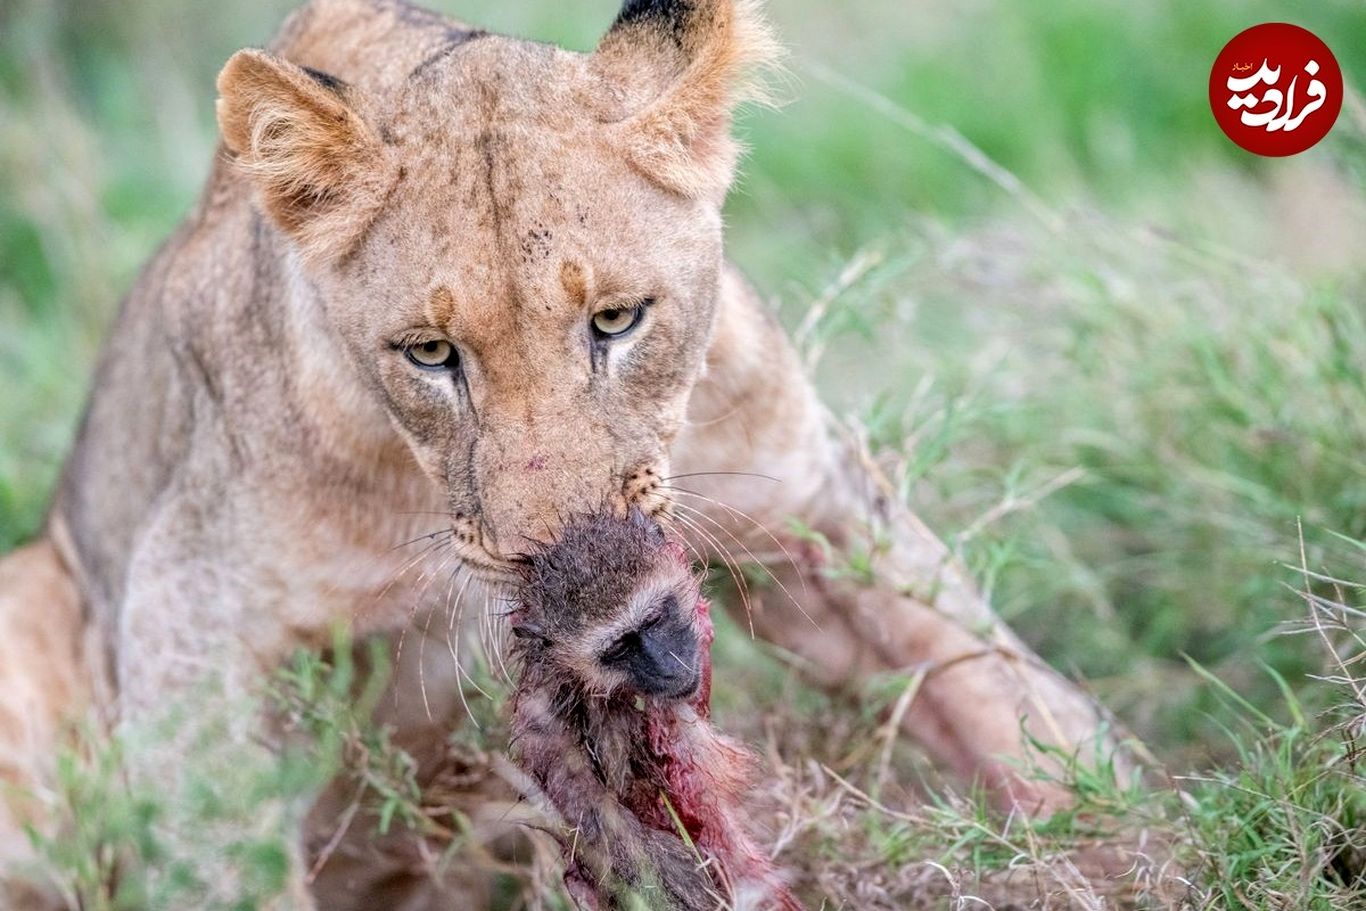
(613, 0), (694, 29)
(300, 65), (347, 93)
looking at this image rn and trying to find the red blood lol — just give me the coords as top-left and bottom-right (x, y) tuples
(510, 515), (802, 910)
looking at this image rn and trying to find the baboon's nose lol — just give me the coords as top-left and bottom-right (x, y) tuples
(603, 605), (700, 700)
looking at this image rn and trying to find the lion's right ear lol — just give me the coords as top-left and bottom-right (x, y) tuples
(216, 49), (396, 265)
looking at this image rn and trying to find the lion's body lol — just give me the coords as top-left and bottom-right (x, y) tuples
(0, 1), (1124, 907)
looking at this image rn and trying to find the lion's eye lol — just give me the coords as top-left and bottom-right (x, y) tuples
(591, 305), (644, 339)
(405, 339), (457, 369)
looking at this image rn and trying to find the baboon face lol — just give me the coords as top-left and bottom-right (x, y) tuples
(513, 511), (703, 699)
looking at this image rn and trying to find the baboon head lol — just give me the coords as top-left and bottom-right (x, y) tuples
(512, 509), (704, 699)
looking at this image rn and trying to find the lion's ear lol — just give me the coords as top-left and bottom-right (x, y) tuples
(216, 49), (396, 264)
(592, 0), (780, 199)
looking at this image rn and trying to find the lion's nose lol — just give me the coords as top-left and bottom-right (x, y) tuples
(473, 421), (620, 560)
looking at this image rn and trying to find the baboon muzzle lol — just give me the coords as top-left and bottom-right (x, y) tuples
(606, 605), (701, 699)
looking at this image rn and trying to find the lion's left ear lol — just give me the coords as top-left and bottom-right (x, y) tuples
(591, 0), (780, 199)
(216, 49), (397, 265)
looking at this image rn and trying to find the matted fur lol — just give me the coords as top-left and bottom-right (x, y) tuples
(510, 512), (801, 910)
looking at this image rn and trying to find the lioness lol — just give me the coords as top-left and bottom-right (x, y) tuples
(0, 0), (1125, 906)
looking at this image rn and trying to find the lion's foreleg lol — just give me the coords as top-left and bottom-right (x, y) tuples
(116, 537), (317, 910)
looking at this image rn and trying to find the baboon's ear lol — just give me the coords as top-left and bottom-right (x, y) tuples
(216, 49), (396, 264)
(592, 0), (780, 199)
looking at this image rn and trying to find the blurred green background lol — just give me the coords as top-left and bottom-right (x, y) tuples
(1, 0), (1364, 766)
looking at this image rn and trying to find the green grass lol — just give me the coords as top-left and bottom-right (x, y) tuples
(3, 0), (1366, 907)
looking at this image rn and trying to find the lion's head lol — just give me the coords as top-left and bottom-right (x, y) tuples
(214, 0), (776, 580)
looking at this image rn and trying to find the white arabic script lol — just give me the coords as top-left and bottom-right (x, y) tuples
(1226, 58), (1327, 132)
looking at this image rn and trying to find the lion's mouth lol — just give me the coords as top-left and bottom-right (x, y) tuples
(456, 552), (523, 588)
(440, 520), (525, 587)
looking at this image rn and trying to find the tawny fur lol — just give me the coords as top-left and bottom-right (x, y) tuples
(510, 512), (800, 911)
(0, 541), (98, 911)
(217, 50), (399, 264)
